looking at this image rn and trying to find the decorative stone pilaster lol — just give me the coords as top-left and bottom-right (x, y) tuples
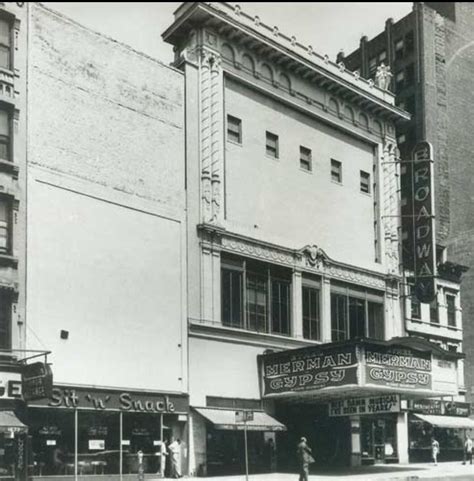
(381, 140), (400, 275)
(200, 49), (224, 225)
(199, 227), (223, 325)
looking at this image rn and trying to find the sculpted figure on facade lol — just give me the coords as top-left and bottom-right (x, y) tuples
(375, 63), (393, 91)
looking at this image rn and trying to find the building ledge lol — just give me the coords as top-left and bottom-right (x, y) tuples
(0, 159), (18, 178)
(189, 318), (320, 350)
(0, 254), (17, 269)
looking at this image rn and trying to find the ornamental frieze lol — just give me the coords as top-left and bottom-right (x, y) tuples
(220, 236), (294, 265)
(218, 232), (389, 291)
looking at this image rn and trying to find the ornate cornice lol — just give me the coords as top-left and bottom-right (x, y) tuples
(163, 2), (410, 123)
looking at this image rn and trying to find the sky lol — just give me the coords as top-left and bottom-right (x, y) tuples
(42, 2), (413, 64)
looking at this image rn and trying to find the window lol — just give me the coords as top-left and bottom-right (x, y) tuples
(406, 63), (415, 84)
(331, 293), (347, 341)
(395, 71), (405, 91)
(410, 285), (421, 320)
(271, 279), (290, 335)
(227, 115), (242, 144)
(221, 266), (243, 328)
(0, 198), (10, 254)
(302, 284), (320, 341)
(331, 284), (384, 341)
(405, 31), (415, 54)
(395, 39), (404, 60)
(221, 256), (291, 336)
(430, 299), (439, 324)
(331, 159), (342, 183)
(406, 95), (416, 115)
(447, 344), (458, 354)
(360, 171), (370, 194)
(265, 131), (279, 159)
(246, 273), (268, 332)
(0, 292), (11, 349)
(368, 302), (384, 339)
(0, 18), (11, 71)
(446, 293), (456, 327)
(300, 146), (312, 171)
(378, 50), (387, 63)
(0, 109), (10, 161)
(369, 57), (377, 74)
(397, 133), (406, 145)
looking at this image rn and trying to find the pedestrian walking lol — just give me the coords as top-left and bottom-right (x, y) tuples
(296, 437), (314, 481)
(431, 436), (440, 465)
(463, 434), (473, 465)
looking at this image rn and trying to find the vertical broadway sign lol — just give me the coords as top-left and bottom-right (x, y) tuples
(411, 142), (436, 303)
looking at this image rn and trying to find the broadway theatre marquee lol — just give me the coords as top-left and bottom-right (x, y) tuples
(258, 337), (462, 400)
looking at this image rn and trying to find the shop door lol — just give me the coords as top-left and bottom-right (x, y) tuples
(372, 419), (386, 464)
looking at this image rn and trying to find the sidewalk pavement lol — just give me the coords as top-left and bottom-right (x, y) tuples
(184, 461), (474, 480)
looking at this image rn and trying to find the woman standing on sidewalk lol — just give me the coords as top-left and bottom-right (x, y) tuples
(431, 436), (440, 465)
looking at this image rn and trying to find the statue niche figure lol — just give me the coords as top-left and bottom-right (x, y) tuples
(375, 63), (393, 91)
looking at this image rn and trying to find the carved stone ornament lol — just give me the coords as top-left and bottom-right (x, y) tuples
(300, 245), (328, 269)
(375, 63), (393, 91)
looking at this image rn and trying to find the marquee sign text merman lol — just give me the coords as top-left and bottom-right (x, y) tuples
(260, 345), (358, 397)
(411, 141), (436, 303)
(364, 345), (432, 390)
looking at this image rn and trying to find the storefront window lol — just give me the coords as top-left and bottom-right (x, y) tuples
(0, 431), (16, 477)
(122, 413), (162, 475)
(77, 411), (120, 475)
(206, 429), (267, 476)
(29, 409), (75, 476)
(360, 416), (397, 462)
(28, 408), (185, 477)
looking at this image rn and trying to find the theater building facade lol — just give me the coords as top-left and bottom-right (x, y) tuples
(160, 1), (467, 475)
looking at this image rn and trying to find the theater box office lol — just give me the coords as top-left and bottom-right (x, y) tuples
(25, 386), (189, 479)
(258, 337), (464, 467)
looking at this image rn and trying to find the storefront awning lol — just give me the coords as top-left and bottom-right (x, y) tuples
(0, 411), (27, 432)
(194, 408), (286, 432)
(414, 414), (474, 429)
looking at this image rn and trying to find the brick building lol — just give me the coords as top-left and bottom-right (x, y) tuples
(340, 2), (474, 411)
(0, 3), (188, 479)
